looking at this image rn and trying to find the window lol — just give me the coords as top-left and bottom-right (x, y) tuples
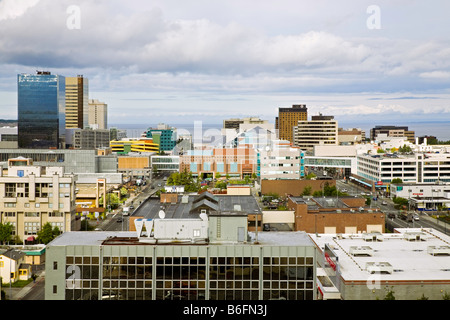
(53, 285), (57, 294)
(54, 261), (58, 270)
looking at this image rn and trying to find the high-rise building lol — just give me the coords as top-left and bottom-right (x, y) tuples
(293, 114), (338, 151)
(145, 123), (177, 152)
(88, 99), (108, 130)
(65, 76), (89, 129)
(275, 104), (308, 143)
(18, 71), (66, 149)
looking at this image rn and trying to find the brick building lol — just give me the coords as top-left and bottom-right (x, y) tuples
(287, 196), (385, 234)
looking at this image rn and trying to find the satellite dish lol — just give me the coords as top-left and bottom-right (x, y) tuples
(158, 210), (165, 219)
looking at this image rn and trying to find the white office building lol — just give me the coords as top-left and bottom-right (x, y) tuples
(357, 152), (450, 185)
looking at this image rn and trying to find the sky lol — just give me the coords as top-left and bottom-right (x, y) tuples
(1, 0), (450, 133)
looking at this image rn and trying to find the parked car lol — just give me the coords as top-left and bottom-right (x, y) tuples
(413, 214), (420, 221)
(382, 201), (387, 205)
(387, 212), (396, 219)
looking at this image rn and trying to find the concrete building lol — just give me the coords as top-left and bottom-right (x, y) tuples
(88, 99), (108, 130)
(293, 115), (338, 152)
(310, 228), (450, 300)
(258, 141), (305, 180)
(44, 195), (318, 300)
(0, 126), (18, 149)
(73, 128), (111, 149)
(223, 117), (270, 130)
(357, 152), (450, 189)
(287, 196), (385, 234)
(389, 182), (450, 211)
(370, 125), (415, 144)
(65, 76), (88, 130)
(338, 128), (364, 145)
(0, 157), (78, 242)
(150, 155), (180, 173)
(0, 148), (118, 175)
(275, 104), (308, 144)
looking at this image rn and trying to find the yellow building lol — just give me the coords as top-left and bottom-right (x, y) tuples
(0, 249), (31, 284)
(65, 76), (89, 129)
(275, 104), (308, 143)
(110, 138), (159, 154)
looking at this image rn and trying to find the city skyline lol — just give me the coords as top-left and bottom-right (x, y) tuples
(0, 1), (450, 129)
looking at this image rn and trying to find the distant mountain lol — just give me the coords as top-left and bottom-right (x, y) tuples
(0, 119), (17, 126)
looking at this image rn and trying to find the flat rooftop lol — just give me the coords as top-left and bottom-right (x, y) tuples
(309, 228), (450, 282)
(48, 230), (314, 247)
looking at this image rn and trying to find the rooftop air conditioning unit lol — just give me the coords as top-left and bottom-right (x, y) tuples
(365, 262), (393, 274)
(427, 246), (450, 256)
(234, 204), (242, 211)
(363, 232), (383, 242)
(349, 246), (374, 256)
(404, 232), (426, 241)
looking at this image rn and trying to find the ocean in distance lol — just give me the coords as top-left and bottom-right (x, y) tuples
(110, 120), (450, 142)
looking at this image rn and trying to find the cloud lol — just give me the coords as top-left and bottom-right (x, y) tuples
(0, 0), (40, 21)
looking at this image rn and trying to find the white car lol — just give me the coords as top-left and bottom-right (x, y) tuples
(413, 214), (420, 221)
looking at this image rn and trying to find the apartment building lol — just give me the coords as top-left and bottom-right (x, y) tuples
(0, 157), (78, 242)
(275, 104), (308, 144)
(293, 115), (338, 152)
(357, 152), (450, 186)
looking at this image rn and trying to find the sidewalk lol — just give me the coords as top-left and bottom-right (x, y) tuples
(3, 270), (45, 300)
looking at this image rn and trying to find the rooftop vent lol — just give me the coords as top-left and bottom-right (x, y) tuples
(427, 245), (450, 256)
(234, 204), (242, 211)
(349, 246), (374, 256)
(403, 232), (426, 241)
(363, 232), (384, 242)
(365, 262), (393, 274)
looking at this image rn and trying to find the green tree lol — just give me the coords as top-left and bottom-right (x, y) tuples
(384, 287), (395, 300)
(215, 172), (221, 179)
(0, 222), (14, 245)
(120, 187), (128, 197)
(37, 222), (58, 244)
(391, 178), (403, 184)
(99, 193), (120, 209)
(301, 185), (312, 196)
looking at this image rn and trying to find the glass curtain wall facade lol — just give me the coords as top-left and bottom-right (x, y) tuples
(55, 244), (316, 301)
(18, 72), (66, 149)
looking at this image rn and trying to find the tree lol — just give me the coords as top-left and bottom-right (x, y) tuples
(37, 222), (58, 244)
(301, 186), (312, 196)
(391, 178), (403, 184)
(384, 287), (395, 300)
(99, 193), (120, 209)
(120, 187), (128, 197)
(0, 222), (13, 245)
(215, 172), (221, 179)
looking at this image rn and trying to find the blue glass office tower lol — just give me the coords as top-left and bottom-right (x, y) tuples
(18, 72), (66, 149)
